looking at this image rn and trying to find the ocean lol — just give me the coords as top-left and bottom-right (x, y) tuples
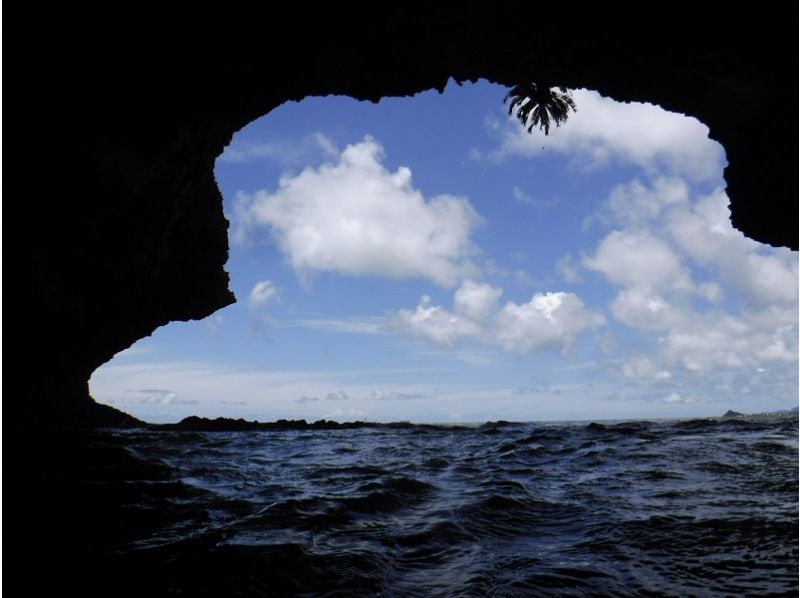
(67, 417), (798, 596)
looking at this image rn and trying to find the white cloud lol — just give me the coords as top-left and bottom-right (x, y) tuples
(609, 291), (797, 376)
(659, 311), (797, 373)
(621, 356), (670, 380)
(233, 136), (481, 286)
(393, 281), (604, 356)
(296, 317), (387, 335)
(394, 294), (482, 347)
(513, 186), (558, 208)
(584, 230), (692, 292)
(610, 288), (679, 332)
(248, 280), (279, 309)
(490, 89), (724, 181)
(583, 177), (798, 382)
(662, 392), (695, 404)
(666, 190), (798, 307)
(697, 281), (723, 304)
(605, 177), (689, 228)
(495, 292), (606, 355)
(453, 279), (502, 321)
(739, 252), (799, 305)
(219, 132), (338, 164)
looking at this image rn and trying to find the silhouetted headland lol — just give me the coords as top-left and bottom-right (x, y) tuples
(151, 411), (799, 433)
(157, 415), (468, 432)
(722, 407), (798, 419)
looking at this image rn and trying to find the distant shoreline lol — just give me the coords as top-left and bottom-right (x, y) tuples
(141, 410), (799, 433)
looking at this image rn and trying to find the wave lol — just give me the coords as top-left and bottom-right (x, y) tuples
(56, 416), (798, 596)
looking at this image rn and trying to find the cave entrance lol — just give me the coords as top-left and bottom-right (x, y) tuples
(89, 80), (798, 424)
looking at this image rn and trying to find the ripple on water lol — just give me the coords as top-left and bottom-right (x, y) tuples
(96, 417), (798, 596)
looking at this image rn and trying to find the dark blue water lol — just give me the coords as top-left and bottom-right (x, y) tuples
(99, 417), (797, 596)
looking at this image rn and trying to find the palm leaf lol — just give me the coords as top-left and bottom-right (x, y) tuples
(505, 83), (576, 135)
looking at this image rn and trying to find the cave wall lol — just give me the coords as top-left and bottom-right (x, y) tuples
(5, 3), (797, 424)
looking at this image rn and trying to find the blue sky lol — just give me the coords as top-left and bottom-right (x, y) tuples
(90, 80), (799, 423)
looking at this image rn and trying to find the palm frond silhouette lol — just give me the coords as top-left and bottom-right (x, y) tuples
(505, 83), (576, 135)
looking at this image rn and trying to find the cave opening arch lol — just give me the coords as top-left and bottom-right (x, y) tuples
(88, 80), (798, 425)
(9, 4), (796, 427)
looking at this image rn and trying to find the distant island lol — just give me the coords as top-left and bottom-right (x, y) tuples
(722, 407), (798, 419)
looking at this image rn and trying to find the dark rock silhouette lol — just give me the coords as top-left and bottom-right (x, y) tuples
(161, 415), (412, 431)
(586, 422), (608, 432)
(722, 410), (744, 418)
(723, 407), (798, 418)
(4, 3), (798, 431)
(4, 4), (798, 595)
(158, 416), (463, 432)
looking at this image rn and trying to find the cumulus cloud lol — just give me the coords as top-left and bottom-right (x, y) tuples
(233, 136), (481, 286)
(584, 176), (797, 384)
(393, 280), (604, 355)
(248, 280), (279, 309)
(495, 292), (606, 355)
(659, 311), (797, 373)
(394, 294), (482, 347)
(489, 89), (724, 181)
(609, 288), (680, 332)
(665, 189), (798, 307)
(610, 292), (797, 376)
(599, 178), (797, 311)
(605, 177), (689, 228)
(697, 281), (723, 304)
(454, 279), (503, 321)
(585, 230), (694, 293)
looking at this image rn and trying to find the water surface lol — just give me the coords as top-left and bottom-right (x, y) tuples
(99, 417), (798, 596)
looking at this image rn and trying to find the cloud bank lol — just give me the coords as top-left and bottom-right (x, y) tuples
(581, 178), (797, 386)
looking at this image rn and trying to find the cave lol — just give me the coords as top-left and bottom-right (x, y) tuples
(4, 4), (798, 594)
(5, 4), (797, 430)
